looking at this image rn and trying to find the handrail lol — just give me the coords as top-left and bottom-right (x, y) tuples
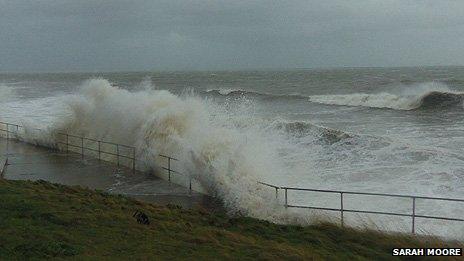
(159, 154), (178, 160)
(259, 183), (464, 234)
(279, 186), (464, 203)
(0, 121), (184, 188)
(0, 121), (137, 173)
(258, 181), (464, 203)
(56, 132), (134, 149)
(0, 121), (134, 148)
(257, 181), (280, 189)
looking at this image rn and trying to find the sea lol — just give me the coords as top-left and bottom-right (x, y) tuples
(1, 66), (463, 237)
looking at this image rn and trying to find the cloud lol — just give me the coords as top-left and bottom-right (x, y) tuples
(1, 0), (464, 72)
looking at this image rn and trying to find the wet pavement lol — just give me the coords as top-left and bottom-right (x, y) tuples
(0, 138), (219, 210)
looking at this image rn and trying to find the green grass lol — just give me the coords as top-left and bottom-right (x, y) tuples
(0, 179), (460, 260)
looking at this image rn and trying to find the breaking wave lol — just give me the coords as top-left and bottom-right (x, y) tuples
(47, 78), (354, 224)
(308, 82), (464, 110)
(418, 91), (464, 109)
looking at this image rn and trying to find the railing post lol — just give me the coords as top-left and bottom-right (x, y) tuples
(132, 148), (135, 173)
(168, 157), (171, 182)
(14, 124), (18, 139)
(340, 192), (344, 228)
(189, 176), (192, 193)
(275, 187), (279, 200)
(412, 197), (416, 234)
(5, 123), (9, 151)
(98, 141), (101, 161)
(116, 144), (120, 166)
(81, 137), (84, 158)
(66, 134), (69, 154)
(284, 188), (288, 208)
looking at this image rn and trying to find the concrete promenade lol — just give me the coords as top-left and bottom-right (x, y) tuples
(0, 138), (218, 210)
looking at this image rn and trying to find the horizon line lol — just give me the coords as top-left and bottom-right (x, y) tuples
(1, 64), (464, 74)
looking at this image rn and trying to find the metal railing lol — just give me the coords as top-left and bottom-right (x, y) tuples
(0, 121), (187, 190)
(0, 121), (137, 173)
(158, 154), (193, 191)
(0, 122), (41, 139)
(55, 132), (136, 173)
(258, 182), (464, 234)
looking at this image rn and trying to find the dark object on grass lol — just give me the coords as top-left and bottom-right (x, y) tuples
(133, 210), (150, 225)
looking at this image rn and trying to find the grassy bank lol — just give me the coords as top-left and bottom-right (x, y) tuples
(0, 179), (458, 260)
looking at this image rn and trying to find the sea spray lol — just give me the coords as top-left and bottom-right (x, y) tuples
(50, 78), (314, 223)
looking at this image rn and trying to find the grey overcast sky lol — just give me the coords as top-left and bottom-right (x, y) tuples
(1, 0), (464, 72)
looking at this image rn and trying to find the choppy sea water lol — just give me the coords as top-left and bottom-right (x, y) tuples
(1, 67), (464, 237)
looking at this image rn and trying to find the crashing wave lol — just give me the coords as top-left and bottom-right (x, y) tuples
(47, 78), (324, 224)
(308, 82), (464, 110)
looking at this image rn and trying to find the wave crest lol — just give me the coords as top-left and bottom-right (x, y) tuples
(308, 82), (464, 110)
(418, 91), (464, 109)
